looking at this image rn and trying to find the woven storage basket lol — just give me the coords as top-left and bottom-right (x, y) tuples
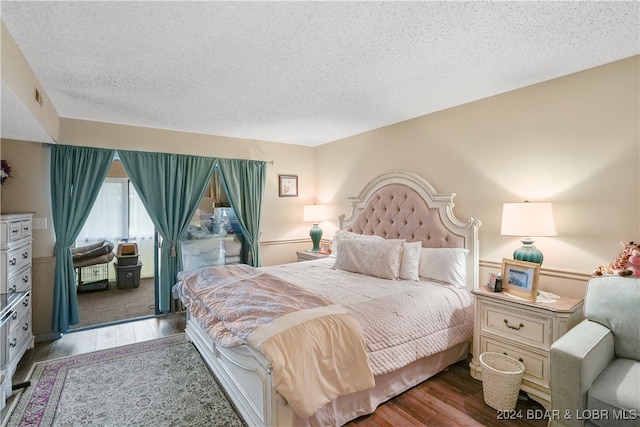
(480, 352), (525, 411)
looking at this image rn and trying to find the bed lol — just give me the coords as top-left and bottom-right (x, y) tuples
(173, 171), (480, 426)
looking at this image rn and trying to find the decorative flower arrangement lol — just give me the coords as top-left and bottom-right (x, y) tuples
(1, 160), (12, 185)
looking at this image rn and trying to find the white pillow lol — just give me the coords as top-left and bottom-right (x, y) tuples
(399, 241), (422, 281)
(335, 238), (404, 280)
(330, 230), (383, 257)
(419, 248), (469, 288)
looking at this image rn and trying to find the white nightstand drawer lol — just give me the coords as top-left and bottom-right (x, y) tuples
(484, 303), (551, 348)
(483, 338), (549, 389)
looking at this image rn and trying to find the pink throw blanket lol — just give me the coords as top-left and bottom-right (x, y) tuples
(173, 264), (334, 347)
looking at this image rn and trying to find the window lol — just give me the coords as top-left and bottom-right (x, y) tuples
(76, 177), (154, 246)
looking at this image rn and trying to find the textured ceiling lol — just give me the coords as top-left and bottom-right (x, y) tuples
(1, 1), (638, 147)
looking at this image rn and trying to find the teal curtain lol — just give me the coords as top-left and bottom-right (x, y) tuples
(50, 145), (115, 334)
(118, 150), (216, 313)
(217, 159), (266, 266)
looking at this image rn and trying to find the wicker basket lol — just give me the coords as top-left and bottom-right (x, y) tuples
(480, 352), (525, 411)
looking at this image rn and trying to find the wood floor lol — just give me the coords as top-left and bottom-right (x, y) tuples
(346, 358), (548, 427)
(5, 313), (548, 427)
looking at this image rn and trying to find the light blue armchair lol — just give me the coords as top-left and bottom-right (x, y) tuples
(549, 276), (640, 427)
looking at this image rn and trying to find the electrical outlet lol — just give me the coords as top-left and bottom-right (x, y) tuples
(33, 217), (47, 229)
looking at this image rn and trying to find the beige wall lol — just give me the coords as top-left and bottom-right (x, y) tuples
(1, 22), (59, 139)
(316, 56), (640, 298)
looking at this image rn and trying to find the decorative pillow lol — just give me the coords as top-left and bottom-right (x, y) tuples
(330, 230), (383, 258)
(399, 241), (422, 281)
(335, 238), (404, 280)
(419, 248), (469, 288)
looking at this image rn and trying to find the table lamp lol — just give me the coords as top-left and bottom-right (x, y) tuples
(501, 201), (556, 265)
(303, 204), (328, 252)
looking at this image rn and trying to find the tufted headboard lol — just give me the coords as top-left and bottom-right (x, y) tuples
(339, 171), (481, 290)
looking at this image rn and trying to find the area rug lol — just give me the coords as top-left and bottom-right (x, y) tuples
(4, 334), (246, 427)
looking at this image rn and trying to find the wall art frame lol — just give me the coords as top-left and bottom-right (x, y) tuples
(278, 174), (298, 197)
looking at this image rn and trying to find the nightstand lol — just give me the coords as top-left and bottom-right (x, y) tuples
(469, 286), (584, 409)
(296, 251), (329, 262)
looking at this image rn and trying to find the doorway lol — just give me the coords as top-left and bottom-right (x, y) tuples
(71, 172), (157, 330)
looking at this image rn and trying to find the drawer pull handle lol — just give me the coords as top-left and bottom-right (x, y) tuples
(22, 251), (29, 258)
(22, 323), (29, 331)
(10, 285), (17, 292)
(12, 312), (18, 320)
(9, 258), (17, 266)
(503, 352), (524, 363)
(9, 338), (17, 348)
(22, 275), (29, 283)
(23, 298), (29, 307)
(504, 319), (524, 330)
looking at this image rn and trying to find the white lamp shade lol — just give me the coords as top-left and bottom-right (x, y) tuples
(501, 202), (557, 237)
(303, 204), (328, 223)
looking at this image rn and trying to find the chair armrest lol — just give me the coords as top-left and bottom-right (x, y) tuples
(549, 319), (615, 427)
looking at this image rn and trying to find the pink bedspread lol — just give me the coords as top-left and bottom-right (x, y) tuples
(173, 264), (334, 347)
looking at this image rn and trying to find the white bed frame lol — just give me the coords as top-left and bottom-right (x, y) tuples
(184, 171), (480, 426)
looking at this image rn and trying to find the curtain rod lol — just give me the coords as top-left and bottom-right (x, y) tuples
(41, 143), (276, 166)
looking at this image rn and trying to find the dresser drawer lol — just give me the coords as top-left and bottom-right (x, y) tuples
(7, 316), (32, 365)
(4, 266), (31, 294)
(8, 295), (31, 337)
(483, 337), (549, 389)
(4, 243), (32, 274)
(19, 220), (32, 240)
(482, 302), (552, 348)
(0, 218), (32, 246)
(6, 222), (21, 244)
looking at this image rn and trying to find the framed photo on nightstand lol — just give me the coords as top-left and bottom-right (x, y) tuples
(501, 258), (540, 300)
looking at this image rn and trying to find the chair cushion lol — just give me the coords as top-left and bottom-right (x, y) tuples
(587, 358), (640, 426)
(584, 276), (640, 360)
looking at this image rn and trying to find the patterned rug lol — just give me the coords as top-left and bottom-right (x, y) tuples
(3, 334), (246, 427)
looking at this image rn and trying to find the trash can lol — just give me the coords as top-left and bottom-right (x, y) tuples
(114, 263), (142, 289)
(479, 352), (525, 411)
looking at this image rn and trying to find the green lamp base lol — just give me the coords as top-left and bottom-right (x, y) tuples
(309, 224), (323, 252)
(513, 237), (543, 265)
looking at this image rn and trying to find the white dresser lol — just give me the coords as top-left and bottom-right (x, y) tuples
(1, 212), (35, 411)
